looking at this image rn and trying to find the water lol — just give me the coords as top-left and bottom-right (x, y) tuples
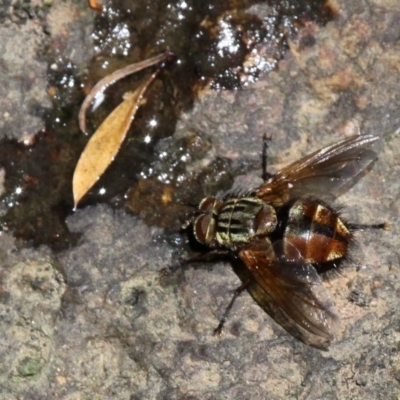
(0, 0), (336, 250)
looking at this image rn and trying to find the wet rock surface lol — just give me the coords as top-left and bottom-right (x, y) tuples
(1, 1), (400, 399)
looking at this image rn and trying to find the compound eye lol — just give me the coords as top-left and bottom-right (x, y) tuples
(194, 214), (211, 244)
(198, 197), (216, 212)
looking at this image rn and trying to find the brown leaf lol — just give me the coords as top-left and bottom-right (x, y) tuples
(72, 73), (156, 208)
(78, 51), (172, 134)
(87, 0), (103, 11)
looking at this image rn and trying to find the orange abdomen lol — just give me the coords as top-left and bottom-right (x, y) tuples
(283, 199), (352, 264)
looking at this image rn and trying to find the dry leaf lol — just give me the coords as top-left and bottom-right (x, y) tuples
(88, 0), (103, 11)
(78, 51), (172, 134)
(72, 74), (156, 208)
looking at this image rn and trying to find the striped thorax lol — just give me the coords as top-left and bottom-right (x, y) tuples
(193, 196), (277, 248)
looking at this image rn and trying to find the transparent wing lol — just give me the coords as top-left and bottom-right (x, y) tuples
(255, 134), (380, 206)
(238, 240), (340, 348)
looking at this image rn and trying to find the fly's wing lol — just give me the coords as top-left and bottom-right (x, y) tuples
(255, 134), (380, 206)
(238, 241), (340, 349)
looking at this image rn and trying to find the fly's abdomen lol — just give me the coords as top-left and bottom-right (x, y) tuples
(284, 199), (352, 264)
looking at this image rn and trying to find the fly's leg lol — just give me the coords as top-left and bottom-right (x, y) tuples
(262, 133), (273, 182)
(213, 280), (251, 336)
(349, 222), (389, 231)
(349, 222), (389, 272)
(160, 250), (231, 276)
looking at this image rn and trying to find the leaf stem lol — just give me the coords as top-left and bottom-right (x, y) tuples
(78, 49), (174, 134)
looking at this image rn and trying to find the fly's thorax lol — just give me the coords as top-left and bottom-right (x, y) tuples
(193, 196), (277, 248)
(215, 197), (277, 247)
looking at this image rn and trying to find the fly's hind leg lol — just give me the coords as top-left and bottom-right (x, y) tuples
(349, 222), (390, 231)
(213, 280), (251, 336)
(348, 221), (389, 272)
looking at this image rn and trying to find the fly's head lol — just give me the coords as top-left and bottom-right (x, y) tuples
(192, 197), (223, 247)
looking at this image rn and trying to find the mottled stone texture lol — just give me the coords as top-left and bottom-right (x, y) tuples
(1, 1), (400, 399)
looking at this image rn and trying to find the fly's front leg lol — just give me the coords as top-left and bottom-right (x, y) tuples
(160, 249), (231, 277)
